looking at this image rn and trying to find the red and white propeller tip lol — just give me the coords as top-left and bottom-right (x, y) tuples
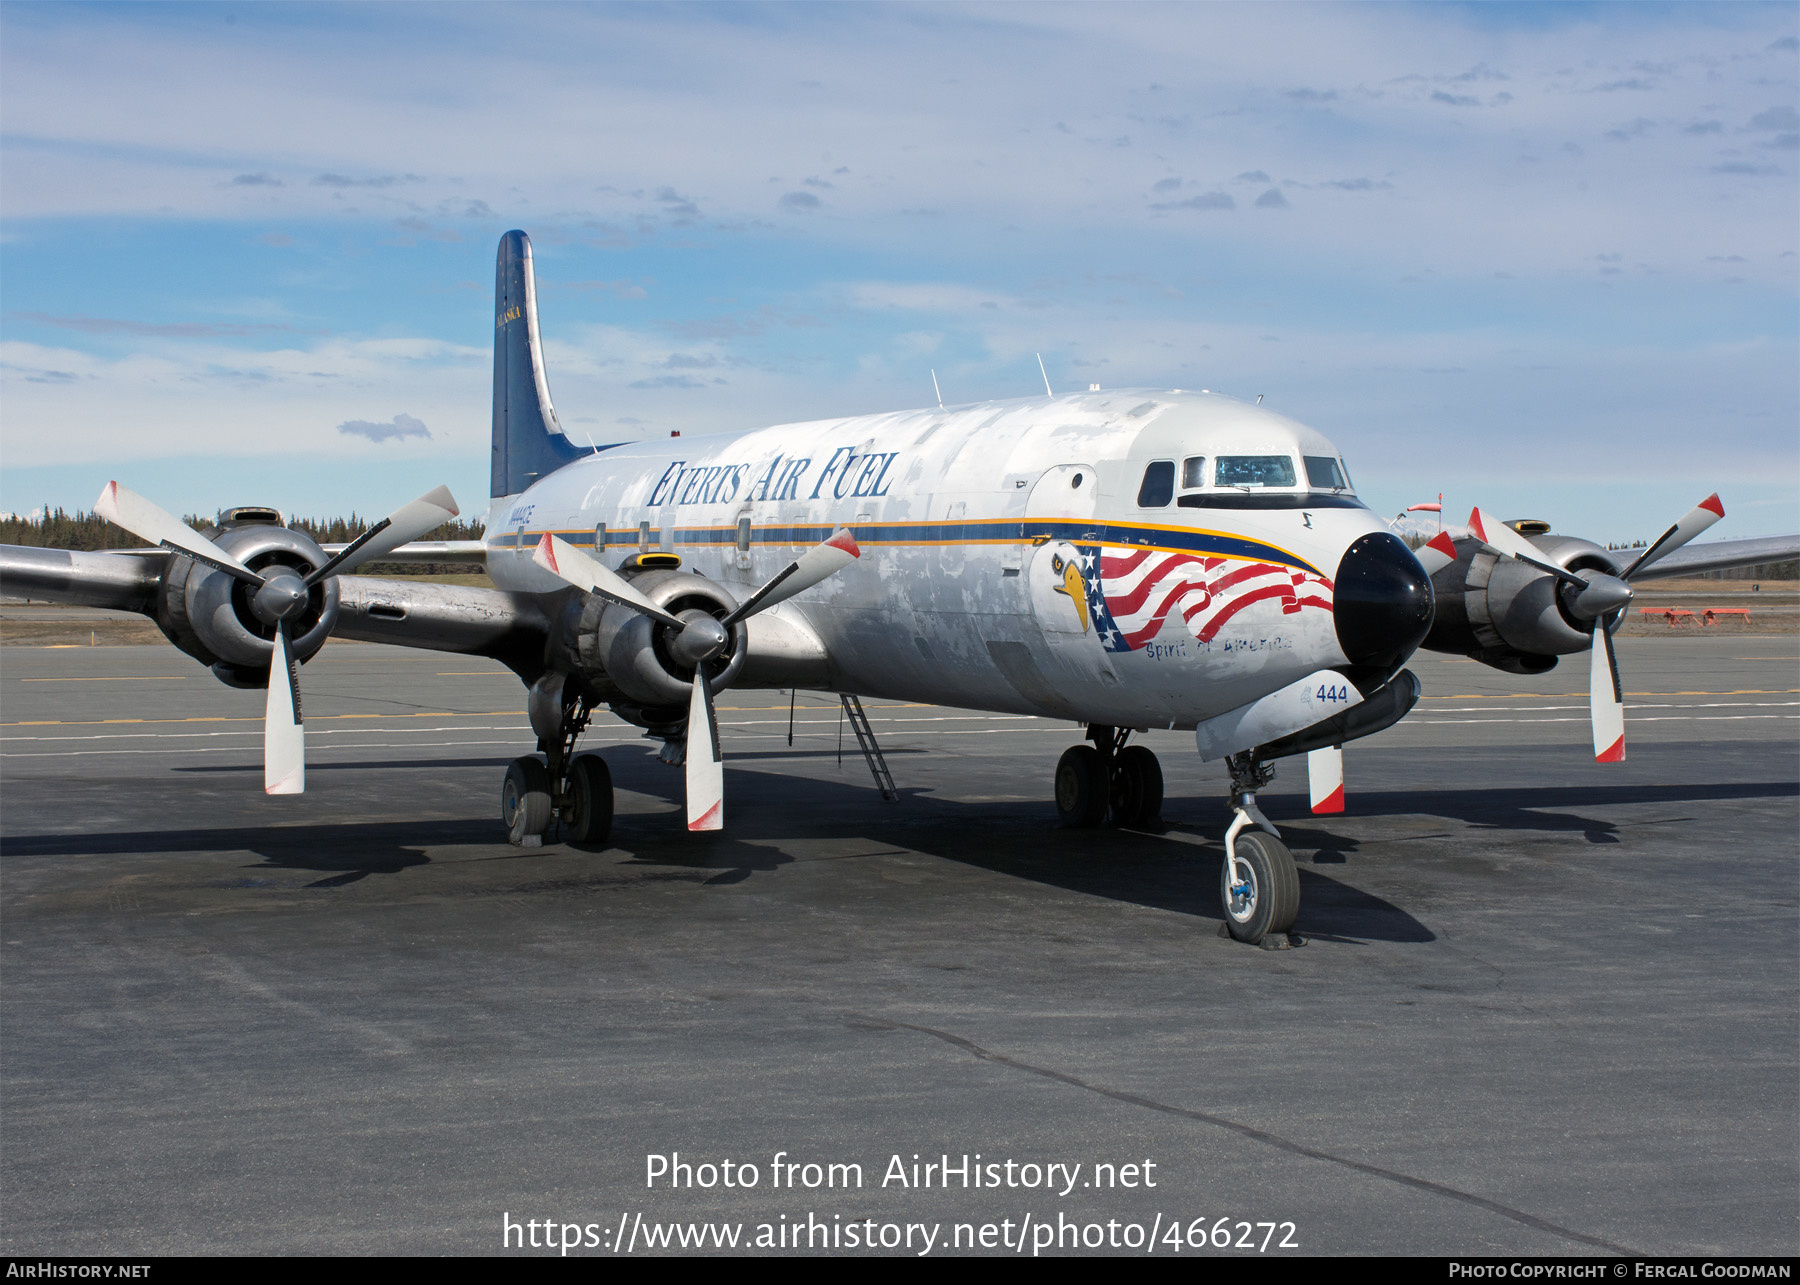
(1624, 494), (1724, 579)
(1412, 530), (1458, 577)
(534, 533), (684, 627)
(97, 481), (261, 583)
(1590, 624), (1625, 763)
(685, 672), (723, 831)
(1308, 747), (1345, 814)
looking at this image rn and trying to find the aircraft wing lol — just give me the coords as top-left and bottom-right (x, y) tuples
(1624, 533), (1799, 580)
(317, 539), (489, 566)
(0, 544), (164, 610)
(333, 575), (551, 675)
(1, 543), (552, 676)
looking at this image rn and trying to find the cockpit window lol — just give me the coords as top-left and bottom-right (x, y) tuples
(1179, 450), (1368, 510)
(1181, 456), (1206, 489)
(1215, 455), (1297, 488)
(1304, 456), (1349, 490)
(1136, 460), (1174, 508)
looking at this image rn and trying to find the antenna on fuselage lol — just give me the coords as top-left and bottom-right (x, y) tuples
(1256, 394), (1264, 405)
(931, 370), (943, 409)
(1036, 353), (1053, 398)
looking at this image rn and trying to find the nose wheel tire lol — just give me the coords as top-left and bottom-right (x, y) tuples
(1110, 745), (1163, 827)
(1054, 745), (1109, 828)
(565, 753), (614, 847)
(502, 756), (553, 846)
(1221, 830), (1300, 944)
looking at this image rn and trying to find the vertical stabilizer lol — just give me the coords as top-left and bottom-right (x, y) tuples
(492, 230), (587, 497)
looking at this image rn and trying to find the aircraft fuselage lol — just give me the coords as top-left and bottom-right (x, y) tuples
(484, 389), (1398, 730)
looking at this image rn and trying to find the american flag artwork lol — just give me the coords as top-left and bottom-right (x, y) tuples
(1064, 543), (1335, 655)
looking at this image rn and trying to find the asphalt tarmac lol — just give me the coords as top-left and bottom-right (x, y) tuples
(2, 635), (1795, 1256)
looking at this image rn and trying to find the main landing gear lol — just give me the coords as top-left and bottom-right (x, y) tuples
(501, 681), (615, 848)
(1054, 725), (1163, 829)
(1053, 731), (1300, 946)
(1217, 752), (1300, 946)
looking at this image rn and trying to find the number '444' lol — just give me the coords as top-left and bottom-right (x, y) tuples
(1317, 683), (1351, 703)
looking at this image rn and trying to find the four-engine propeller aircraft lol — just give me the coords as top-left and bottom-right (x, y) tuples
(5, 231), (1794, 944)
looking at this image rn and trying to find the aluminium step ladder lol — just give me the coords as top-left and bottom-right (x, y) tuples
(840, 694), (899, 802)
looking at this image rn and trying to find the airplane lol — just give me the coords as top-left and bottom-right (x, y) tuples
(4, 230), (1795, 946)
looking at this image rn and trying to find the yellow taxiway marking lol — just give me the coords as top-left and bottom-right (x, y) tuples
(1423, 689), (1798, 700)
(19, 676), (189, 682)
(1, 710), (518, 728)
(1, 700), (939, 728)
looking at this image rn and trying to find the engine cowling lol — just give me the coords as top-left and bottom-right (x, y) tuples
(1423, 532), (1625, 674)
(561, 568), (748, 709)
(155, 523), (338, 688)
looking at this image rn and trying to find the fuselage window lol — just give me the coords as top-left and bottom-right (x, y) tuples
(1215, 455), (1297, 488)
(1181, 456), (1206, 489)
(1137, 460), (1174, 507)
(1304, 456), (1349, 491)
(736, 517), (752, 551)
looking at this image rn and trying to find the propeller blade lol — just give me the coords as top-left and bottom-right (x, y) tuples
(533, 534), (684, 628)
(1466, 507), (1585, 588)
(1308, 746), (1345, 814)
(96, 481), (262, 585)
(1590, 621), (1626, 763)
(305, 485), (459, 584)
(722, 528), (861, 627)
(685, 669), (723, 831)
(264, 620), (305, 794)
(1412, 530), (1459, 577)
(1623, 494), (1725, 581)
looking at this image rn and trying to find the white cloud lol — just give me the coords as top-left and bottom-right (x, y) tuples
(1, 5), (1792, 282)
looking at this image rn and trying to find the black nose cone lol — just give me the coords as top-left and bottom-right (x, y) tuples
(1334, 532), (1433, 678)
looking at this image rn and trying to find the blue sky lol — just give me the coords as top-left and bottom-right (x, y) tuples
(2, 1), (1795, 540)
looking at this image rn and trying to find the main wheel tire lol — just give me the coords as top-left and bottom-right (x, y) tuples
(502, 756), (552, 845)
(1110, 745), (1164, 827)
(1054, 745), (1109, 828)
(566, 754), (614, 847)
(1220, 830), (1301, 944)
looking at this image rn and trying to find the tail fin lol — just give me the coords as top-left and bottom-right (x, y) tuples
(492, 230), (588, 498)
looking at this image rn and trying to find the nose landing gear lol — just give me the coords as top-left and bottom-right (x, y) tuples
(1219, 752), (1300, 946)
(1054, 725), (1164, 829)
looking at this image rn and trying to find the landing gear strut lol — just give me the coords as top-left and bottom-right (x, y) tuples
(501, 677), (615, 848)
(1219, 752), (1299, 945)
(1054, 725), (1163, 829)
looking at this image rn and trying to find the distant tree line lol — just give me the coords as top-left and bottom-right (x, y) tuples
(1, 508), (486, 576)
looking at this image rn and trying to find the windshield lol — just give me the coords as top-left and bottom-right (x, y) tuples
(1180, 450), (1367, 510)
(1304, 456), (1349, 490)
(1215, 455), (1297, 488)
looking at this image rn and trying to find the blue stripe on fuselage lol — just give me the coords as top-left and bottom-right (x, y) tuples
(516, 518), (1322, 577)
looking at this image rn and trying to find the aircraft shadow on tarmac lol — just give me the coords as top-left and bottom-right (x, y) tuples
(13, 756), (1795, 943)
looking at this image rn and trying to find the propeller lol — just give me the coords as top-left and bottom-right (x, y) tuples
(1466, 495), (1724, 764)
(534, 526), (861, 830)
(1307, 746), (1344, 814)
(97, 481), (459, 794)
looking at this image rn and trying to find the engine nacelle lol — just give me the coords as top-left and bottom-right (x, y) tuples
(155, 523), (338, 688)
(563, 569), (748, 708)
(1423, 532), (1625, 674)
